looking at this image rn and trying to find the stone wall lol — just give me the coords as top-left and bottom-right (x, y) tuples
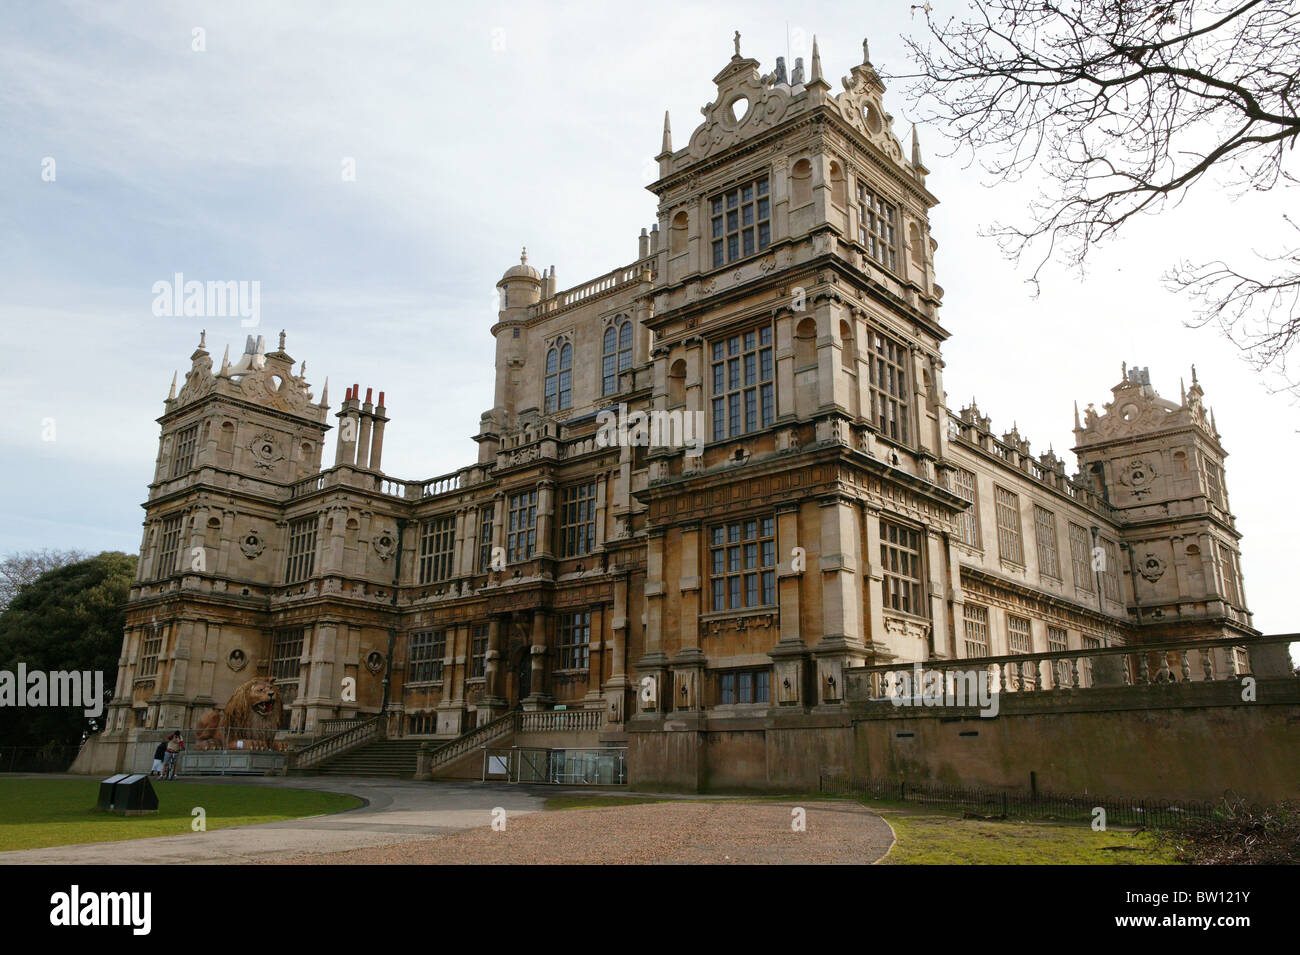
(628, 680), (1300, 802)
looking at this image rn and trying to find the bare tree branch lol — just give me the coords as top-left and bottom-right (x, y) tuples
(889, 0), (1300, 390)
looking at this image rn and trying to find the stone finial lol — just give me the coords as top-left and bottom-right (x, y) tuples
(521, 246), (528, 265)
(168, 371), (177, 400)
(863, 38), (871, 64)
(661, 110), (672, 154)
(911, 124), (923, 167)
(279, 329), (286, 351)
(733, 30), (741, 57)
(810, 36), (823, 83)
(199, 330), (206, 349)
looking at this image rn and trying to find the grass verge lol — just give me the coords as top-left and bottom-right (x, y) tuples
(864, 800), (1181, 864)
(0, 777), (362, 851)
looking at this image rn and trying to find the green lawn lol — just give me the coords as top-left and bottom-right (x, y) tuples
(868, 802), (1181, 865)
(0, 777), (362, 851)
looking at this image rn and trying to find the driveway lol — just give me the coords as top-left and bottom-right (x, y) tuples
(0, 776), (543, 865)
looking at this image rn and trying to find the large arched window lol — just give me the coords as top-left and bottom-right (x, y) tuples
(602, 316), (633, 396)
(545, 340), (572, 412)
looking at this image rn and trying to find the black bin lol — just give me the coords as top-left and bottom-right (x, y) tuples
(96, 773), (129, 810)
(112, 774), (158, 812)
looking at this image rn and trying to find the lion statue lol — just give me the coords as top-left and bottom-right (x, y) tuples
(194, 678), (285, 751)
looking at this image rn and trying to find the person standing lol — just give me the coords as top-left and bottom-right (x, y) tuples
(162, 732), (185, 780)
(151, 738), (167, 777)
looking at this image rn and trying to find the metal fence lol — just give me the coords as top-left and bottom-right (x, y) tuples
(143, 726), (290, 776)
(821, 775), (1222, 828)
(482, 746), (627, 785)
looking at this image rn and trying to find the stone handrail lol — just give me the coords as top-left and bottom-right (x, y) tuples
(425, 707), (605, 773)
(319, 718), (368, 736)
(530, 261), (652, 318)
(288, 714), (385, 770)
(517, 708), (603, 733)
(425, 711), (518, 771)
(848, 632), (1298, 700)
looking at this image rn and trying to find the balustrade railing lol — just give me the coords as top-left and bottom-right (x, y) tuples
(288, 714), (385, 770)
(849, 633), (1298, 702)
(530, 261), (651, 317)
(425, 711), (517, 770)
(426, 707), (605, 771)
(517, 708), (603, 733)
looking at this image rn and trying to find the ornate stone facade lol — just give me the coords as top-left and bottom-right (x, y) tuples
(92, 36), (1255, 776)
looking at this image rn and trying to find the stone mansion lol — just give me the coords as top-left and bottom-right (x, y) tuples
(86, 36), (1256, 784)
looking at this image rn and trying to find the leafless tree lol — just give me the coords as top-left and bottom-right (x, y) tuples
(0, 549), (88, 612)
(894, 0), (1300, 390)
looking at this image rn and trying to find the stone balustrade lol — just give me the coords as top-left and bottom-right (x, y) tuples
(847, 632), (1297, 703)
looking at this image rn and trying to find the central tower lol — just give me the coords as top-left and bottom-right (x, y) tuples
(631, 34), (964, 769)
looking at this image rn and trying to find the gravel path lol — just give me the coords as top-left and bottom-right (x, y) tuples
(276, 800), (894, 865)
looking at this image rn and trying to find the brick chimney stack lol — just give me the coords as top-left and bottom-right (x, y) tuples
(369, 390), (388, 473)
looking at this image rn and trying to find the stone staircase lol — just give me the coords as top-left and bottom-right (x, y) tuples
(314, 738), (426, 778)
(299, 707), (606, 780)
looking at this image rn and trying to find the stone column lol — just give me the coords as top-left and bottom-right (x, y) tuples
(585, 604), (605, 706)
(633, 527), (669, 716)
(157, 619), (193, 729)
(925, 529), (948, 657)
(535, 480), (555, 562)
(436, 623), (466, 736)
(671, 520), (705, 711)
(812, 496), (870, 705)
(522, 608), (552, 710)
(183, 506), (207, 583)
(603, 573), (632, 727)
(770, 502), (808, 706)
(216, 508), (236, 577)
(302, 623), (339, 732)
(774, 309), (797, 421)
(588, 471), (608, 553)
(479, 614), (508, 719)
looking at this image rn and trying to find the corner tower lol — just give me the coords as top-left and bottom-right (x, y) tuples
(1073, 365), (1254, 640)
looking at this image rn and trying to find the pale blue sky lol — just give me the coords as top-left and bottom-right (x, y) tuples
(1, 0), (1294, 635)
